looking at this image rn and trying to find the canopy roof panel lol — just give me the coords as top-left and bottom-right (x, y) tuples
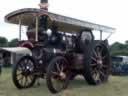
(5, 8), (115, 33)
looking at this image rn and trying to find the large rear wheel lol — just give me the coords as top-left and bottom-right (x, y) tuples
(83, 41), (111, 85)
(12, 56), (36, 89)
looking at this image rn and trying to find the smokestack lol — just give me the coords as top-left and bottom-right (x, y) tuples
(39, 0), (48, 10)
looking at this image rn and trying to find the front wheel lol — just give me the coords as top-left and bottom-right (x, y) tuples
(12, 56), (36, 89)
(46, 56), (71, 94)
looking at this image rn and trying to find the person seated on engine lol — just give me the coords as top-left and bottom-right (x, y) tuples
(27, 23), (48, 43)
(27, 24), (36, 41)
(38, 27), (48, 43)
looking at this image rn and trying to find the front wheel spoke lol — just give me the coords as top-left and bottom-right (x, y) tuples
(19, 62), (24, 67)
(25, 76), (29, 86)
(23, 77), (27, 86)
(17, 66), (23, 71)
(16, 72), (22, 76)
(20, 76), (25, 86)
(18, 63), (25, 71)
(28, 75), (33, 81)
(24, 77), (27, 86)
(17, 75), (24, 81)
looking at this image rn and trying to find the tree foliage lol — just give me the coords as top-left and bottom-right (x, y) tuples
(0, 37), (19, 47)
(8, 38), (19, 47)
(0, 36), (8, 47)
(110, 41), (128, 56)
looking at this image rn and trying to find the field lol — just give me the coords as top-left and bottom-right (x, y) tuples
(0, 68), (128, 96)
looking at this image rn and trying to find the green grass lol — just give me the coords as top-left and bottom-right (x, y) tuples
(0, 68), (128, 96)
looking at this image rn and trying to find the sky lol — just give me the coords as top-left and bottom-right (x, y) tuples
(0, 0), (128, 44)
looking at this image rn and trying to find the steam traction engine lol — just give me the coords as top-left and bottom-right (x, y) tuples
(4, 0), (115, 94)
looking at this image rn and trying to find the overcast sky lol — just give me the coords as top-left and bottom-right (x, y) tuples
(0, 0), (128, 44)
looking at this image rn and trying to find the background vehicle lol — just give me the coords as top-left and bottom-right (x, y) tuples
(112, 56), (128, 75)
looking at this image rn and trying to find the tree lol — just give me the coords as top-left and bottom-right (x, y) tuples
(0, 37), (8, 47)
(8, 38), (19, 47)
(110, 41), (128, 56)
(110, 42), (126, 51)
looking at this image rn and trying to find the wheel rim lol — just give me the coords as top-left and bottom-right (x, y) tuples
(90, 45), (109, 83)
(16, 58), (35, 87)
(50, 59), (68, 92)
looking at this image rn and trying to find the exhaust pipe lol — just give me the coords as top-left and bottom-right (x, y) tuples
(39, 0), (48, 10)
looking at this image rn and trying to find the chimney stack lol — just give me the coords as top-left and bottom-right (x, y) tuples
(39, 0), (48, 10)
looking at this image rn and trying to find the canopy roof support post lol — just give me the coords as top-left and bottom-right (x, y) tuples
(100, 30), (102, 40)
(35, 16), (39, 42)
(10, 53), (13, 65)
(19, 18), (22, 41)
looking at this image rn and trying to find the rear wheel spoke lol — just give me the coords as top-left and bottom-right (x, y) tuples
(99, 70), (106, 77)
(102, 65), (108, 69)
(93, 72), (99, 80)
(99, 47), (103, 54)
(90, 63), (97, 67)
(52, 71), (59, 76)
(91, 68), (98, 76)
(56, 63), (61, 72)
(91, 57), (97, 62)
(93, 50), (98, 57)
(102, 55), (107, 60)
(60, 64), (64, 72)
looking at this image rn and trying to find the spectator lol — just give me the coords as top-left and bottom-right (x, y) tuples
(0, 53), (3, 75)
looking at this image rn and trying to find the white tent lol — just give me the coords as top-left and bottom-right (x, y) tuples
(0, 47), (32, 64)
(0, 47), (32, 55)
